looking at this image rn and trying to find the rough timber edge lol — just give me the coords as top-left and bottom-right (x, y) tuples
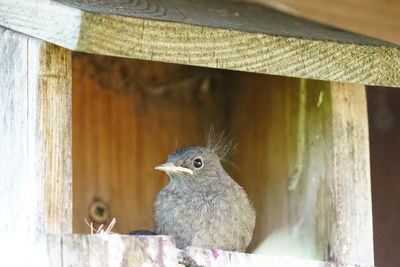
(0, 0), (81, 50)
(47, 234), (373, 267)
(0, 0), (399, 87)
(54, 0), (397, 48)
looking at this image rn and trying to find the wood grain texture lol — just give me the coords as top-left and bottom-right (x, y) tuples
(0, 0), (81, 49)
(329, 83), (373, 265)
(228, 75), (373, 265)
(246, 0), (400, 46)
(0, 0), (399, 86)
(47, 235), (180, 267)
(0, 28), (72, 265)
(47, 234), (372, 267)
(39, 42), (73, 235)
(72, 53), (228, 234)
(77, 12), (400, 87)
(56, 0), (393, 47)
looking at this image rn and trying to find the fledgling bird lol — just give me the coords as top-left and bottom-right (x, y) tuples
(154, 146), (256, 252)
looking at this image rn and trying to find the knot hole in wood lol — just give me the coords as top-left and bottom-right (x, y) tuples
(89, 199), (111, 224)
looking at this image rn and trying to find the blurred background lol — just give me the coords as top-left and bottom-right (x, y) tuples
(368, 86), (400, 267)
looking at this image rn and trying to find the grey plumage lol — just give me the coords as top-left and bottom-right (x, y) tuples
(154, 146), (256, 252)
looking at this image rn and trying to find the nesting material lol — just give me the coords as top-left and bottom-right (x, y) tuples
(84, 217), (117, 234)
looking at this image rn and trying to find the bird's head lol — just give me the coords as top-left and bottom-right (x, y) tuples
(155, 146), (226, 182)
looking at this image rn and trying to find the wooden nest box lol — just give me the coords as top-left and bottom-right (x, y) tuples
(1, 0), (399, 266)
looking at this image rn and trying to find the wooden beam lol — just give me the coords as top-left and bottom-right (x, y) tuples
(328, 82), (373, 265)
(0, 28), (72, 265)
(0, 0), (399, 87)
(47, 234), (372, 267)
(52, 0), (396, 47)
(228, 75), (373, 265)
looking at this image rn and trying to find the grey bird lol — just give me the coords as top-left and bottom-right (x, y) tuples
(154, 146), (256, 252)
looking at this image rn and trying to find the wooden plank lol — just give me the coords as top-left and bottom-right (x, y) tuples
(228, 75), (373, 265)
(328, 83), (373, 265)
(47, 234), (371, 267)
(48, 235), (180, 267)
(72, 53), (228, 234)
(0, 28), (72, 265)
(0, 1), (81, 49)
(245, 0), (400, 46)
(38, 42), (73, 235)
(187, 246), (369, 267)
(0, 0), (399, 86)
(55, 0), (394, 47)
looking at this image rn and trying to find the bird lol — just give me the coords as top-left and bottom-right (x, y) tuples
(153, 146), (256, 252)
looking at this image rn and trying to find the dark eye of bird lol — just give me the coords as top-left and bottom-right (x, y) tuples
(193, 158), (203, 168)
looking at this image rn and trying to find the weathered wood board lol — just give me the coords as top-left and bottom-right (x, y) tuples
(47, 234), (372, 267)
(0, 28), (72, 265)
(55, 0), (394, 47)
(0, 0), (399, 86)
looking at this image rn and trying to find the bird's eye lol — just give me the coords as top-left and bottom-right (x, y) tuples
(193, 158), (203, 169)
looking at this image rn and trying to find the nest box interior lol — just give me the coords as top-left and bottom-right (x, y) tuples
(72, 52), (343, 256)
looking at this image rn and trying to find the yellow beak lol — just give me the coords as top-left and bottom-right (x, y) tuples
(154, 163), (193, 175)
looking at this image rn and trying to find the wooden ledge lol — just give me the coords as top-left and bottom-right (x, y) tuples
(48, 234), (372, 266)
(55, 0), (395, 47)
(0, 0), (399, 86)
